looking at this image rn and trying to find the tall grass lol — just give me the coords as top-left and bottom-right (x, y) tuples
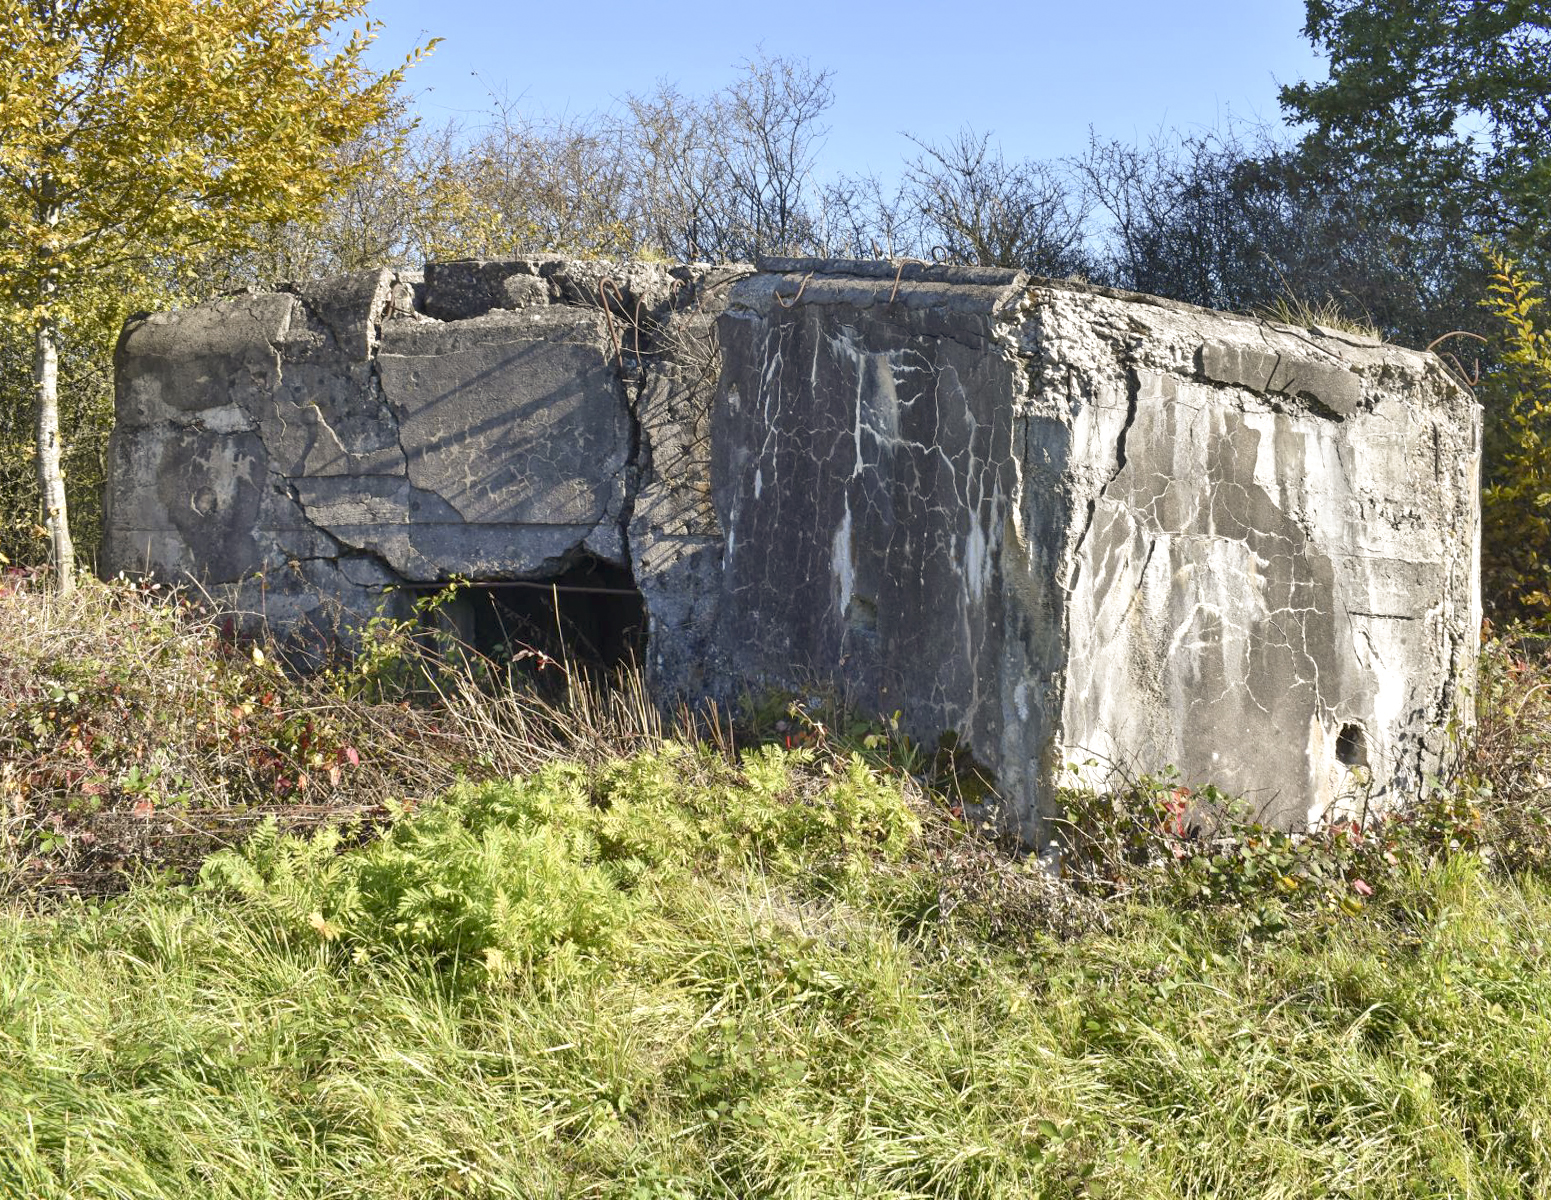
(3, 575), (1551, 1196)
(1255, 293), (1384, 340)
(3, 798), (1549, 1198)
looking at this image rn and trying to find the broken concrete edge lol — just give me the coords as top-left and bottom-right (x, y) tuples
(759, 252), (1423, 350)
(751, 258), (1466, 429)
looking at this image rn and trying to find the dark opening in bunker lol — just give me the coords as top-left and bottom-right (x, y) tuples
(1335, 723), (1368, 768)
(428, 556), (647, 683)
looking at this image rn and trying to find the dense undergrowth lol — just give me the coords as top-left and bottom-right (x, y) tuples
(0, 571), (669, 896)
(3, 572), (1551, 1197)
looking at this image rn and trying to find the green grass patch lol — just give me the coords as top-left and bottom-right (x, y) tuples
(4, 747), (1551, 1199)
(6, 577), (1551, 1196)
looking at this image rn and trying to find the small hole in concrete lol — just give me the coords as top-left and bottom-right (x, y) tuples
(846, 594), (878, 634)
(428, 555), (646, 683)
(1335, 723), (1368, 768)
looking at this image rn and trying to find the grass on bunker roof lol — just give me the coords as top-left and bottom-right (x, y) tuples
(2, 570), (1551, 1199)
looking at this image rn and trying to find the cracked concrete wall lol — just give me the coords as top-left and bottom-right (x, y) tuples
(713, 259), (1480, 837)
(1030, 283), (1479, 832)
(710, 261), (1039, 812)
(105, 256), (1479, 836)
(106, 259), (740, 671)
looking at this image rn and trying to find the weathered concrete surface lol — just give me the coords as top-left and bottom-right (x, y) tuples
(107, 259), (740, 662)
(106, 256), (1479, 836)
(713, 259), (1480, 836)
(710, 261), (1037, 819)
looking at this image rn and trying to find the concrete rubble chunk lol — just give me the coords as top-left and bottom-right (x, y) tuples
(420, 259), (540, 320)
(105, 257), (1481, 838)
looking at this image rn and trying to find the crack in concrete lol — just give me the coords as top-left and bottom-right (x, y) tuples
(1065, 362), (1143, 599)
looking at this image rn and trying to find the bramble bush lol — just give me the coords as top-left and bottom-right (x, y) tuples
(0, 572), (472, 894)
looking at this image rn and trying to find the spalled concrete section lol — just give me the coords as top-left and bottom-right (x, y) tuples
(105, 257), (1480, 836)
(713, 259), (1479, 835)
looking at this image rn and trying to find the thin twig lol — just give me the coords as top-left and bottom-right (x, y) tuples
(774, 271), (813, 309)
(888, 257), (929, 307)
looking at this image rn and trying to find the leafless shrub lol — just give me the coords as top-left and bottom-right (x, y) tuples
(621, 83), (735, 261)
(459, 94), (639, 258)
(813, 171), (920, 260)
(901, 126), (1093, 274)
(622, 54), (834, 262)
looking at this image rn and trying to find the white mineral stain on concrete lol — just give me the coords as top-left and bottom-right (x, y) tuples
(965, 516), (989, 604)
(831, 497), (853, 615)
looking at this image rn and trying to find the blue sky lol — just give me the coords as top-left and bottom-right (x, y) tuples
(363, 0), (1326, 177)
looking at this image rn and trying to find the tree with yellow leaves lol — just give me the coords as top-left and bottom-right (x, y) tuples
(0, 0), (429, 592)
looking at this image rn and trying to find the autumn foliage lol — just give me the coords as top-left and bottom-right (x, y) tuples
(0, 0), (428, 588)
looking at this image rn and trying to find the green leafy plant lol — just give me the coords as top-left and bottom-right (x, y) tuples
(1480, 248), (1551, 625)
(199, 793), (632, 976)
(198, 744), (924, 981)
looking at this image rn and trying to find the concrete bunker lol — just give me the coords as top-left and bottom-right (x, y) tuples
(104, 255), (1482, 838)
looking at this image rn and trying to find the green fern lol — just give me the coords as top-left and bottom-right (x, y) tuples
(198, 746), (921, 983)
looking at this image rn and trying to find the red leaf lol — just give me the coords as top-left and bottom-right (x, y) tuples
(131, 798), (154, 818)
(1352, 878), (1374, 896)
(343, 745), (360, 767)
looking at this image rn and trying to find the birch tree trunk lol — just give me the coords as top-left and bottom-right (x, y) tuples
(32, 154), (75, 594)
(33, 311), (74, 594)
